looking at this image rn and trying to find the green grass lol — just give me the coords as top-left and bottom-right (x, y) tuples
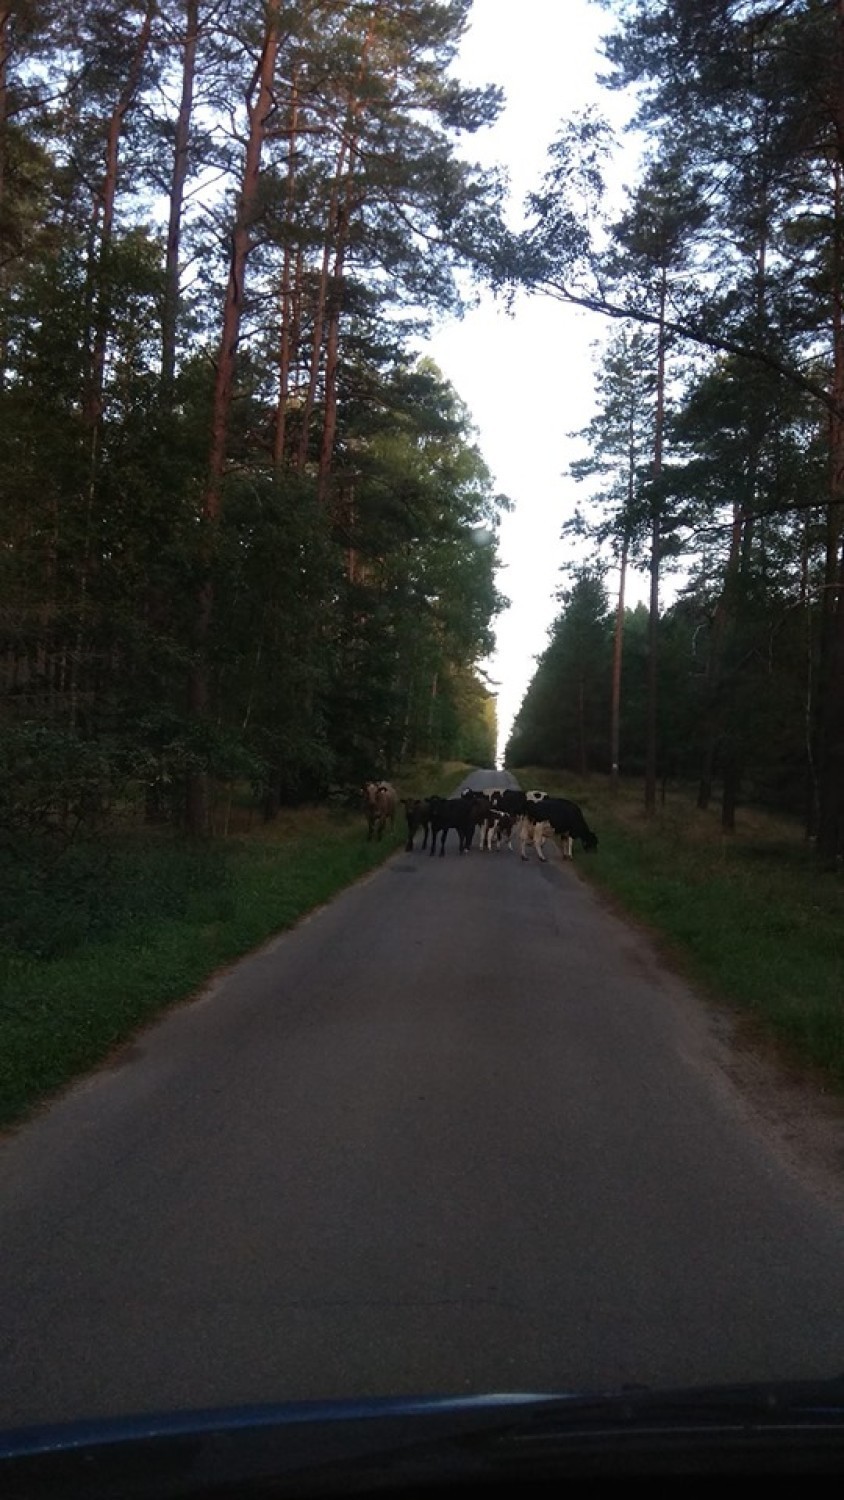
(512, 766), (844, 1088)
(0, 762), (472, 1129)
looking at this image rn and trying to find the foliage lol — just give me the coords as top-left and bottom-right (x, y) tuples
(0, 2), (506, 854)
(507, 0), (844, 853)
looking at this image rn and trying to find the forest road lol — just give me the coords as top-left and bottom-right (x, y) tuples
(2, 768), (844, 1427)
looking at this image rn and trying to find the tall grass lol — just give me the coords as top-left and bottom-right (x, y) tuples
(513, 767), (844, 1088)
(0, 762), (471, 1128)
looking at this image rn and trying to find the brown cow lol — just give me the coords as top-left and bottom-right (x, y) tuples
(363, 781), (397, 841)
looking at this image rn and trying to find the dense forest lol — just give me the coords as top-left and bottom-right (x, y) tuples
(0, 0), (504, 851)
(4, 0), (844, 871)
(505, 0), (844, 865)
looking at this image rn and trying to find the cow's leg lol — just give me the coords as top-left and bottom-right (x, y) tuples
(535, 822), (547, 862)
(439, 826), (447, 856)
(521, 822), (530, 861)
(562, 833), (573, 860)
(421, 821), (429, 850)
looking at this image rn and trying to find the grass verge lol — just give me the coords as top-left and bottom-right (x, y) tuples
(511, 766), (844, 1090)
(0, 761), (471, 1129)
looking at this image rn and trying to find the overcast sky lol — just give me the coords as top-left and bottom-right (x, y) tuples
(425, 0), (641, 762)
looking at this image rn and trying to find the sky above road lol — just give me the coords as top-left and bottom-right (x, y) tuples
(426, 0), (641, 762)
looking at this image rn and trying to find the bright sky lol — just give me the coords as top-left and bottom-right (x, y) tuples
(426, 0), (641, 763)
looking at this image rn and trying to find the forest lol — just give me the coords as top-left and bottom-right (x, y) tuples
(4, 0), (844, 875)
(0, 0), (504, 863)
(505, 0), (844, 867)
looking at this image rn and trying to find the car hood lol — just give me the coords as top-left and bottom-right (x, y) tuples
(3, 1378), (844, 1493)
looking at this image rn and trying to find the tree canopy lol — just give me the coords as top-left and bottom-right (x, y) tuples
(0, 0), (505, 838)
(506, 0), (844, 860)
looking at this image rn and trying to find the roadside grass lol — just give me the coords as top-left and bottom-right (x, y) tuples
(0, 760), (471, 1129)
(512, 766), (844, 1089)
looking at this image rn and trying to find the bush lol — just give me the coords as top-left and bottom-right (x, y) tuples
(0, 838), (233, 960)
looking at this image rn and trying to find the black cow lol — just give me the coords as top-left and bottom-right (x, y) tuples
(523, 796), (598, 861)
(403, 797), (431, 852)
(428, 793), (489, 856)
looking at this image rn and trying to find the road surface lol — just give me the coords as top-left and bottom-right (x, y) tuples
(2, 769), (844, 1427)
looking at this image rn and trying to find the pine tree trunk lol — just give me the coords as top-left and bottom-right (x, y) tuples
(697, 501), (743, 810)
(186, 5), (283, 835)
(817, 70), (844, 866)
(162, 0), (198, 392)
(299, 17), (373, 481)
(274, 68), (300, 467)
(70, 1), (156, 729)
(697, 748), (714, 812)
(721, 747), (740, 833)
(801, 512), (820, 837)
(610, 533), (629, 792)
(316, 226), (347, 501)
(0, 4), (11, 386)
(645, 267), (667, 816)
(296, 142), (348, 472)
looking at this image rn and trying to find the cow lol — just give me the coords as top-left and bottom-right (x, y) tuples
(428, 793), (489, 856)
(521, 796), (598, 862)
(478, 807), (515, 850)
(476, 804), (515, 852)
(363, 780), (397, 841)
(523, 791), (574, 859)
(458, 787), (521, 851)
(403, 797), (430, 852)
(490, 787), (527, 818)
(492, 788), (576, 859)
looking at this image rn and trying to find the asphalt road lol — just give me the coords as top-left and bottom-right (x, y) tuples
(2, 769), (844, 1428)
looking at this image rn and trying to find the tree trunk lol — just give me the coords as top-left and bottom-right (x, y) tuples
(802, 511), (820, 838)
(186, 5), (283, 835)
(610, 533), (629, 792)
(316, 224), (348, 501)
(721, 746), (740, 833)
(0, 4), (11, 386)
(70, 1), (156, 729)
(274, 66), (300, 467)
(299, 16), (374, 481)
(817, 541), (844, 866)
(697, 500), (743, 810)
(817, 72), (844, 866)
(428, 670), (439, 749)
(645, 266), (667, 817)
(296, 141), (349, 472)
(162, 0), (198, 392)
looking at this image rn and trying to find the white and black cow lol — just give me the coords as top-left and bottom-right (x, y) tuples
(520, 796), (598, 862)
(489, 788), (575, 860)
(478, 808), (515, 851)
(461, 788), (514, 852)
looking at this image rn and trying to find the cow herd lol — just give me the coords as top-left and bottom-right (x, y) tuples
(362, 781), (598, 863)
